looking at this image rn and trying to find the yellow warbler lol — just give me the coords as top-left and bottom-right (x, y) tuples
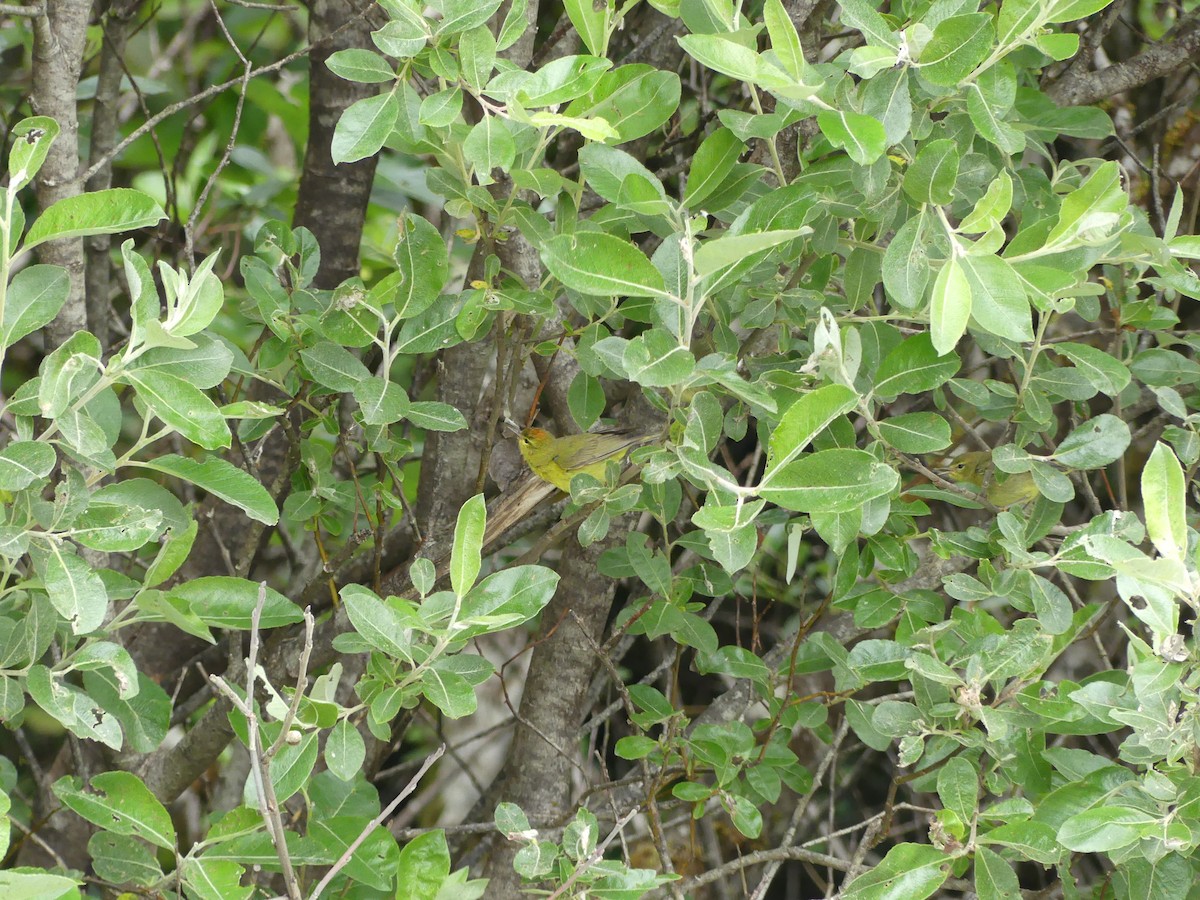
(941, 451), (1040, 509)
(517, 426), (648, 492)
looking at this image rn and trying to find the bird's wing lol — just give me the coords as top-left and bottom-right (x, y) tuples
(556, 429), (645, 469)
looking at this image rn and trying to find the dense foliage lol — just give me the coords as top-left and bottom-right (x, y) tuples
(1, 0), (1199, 897)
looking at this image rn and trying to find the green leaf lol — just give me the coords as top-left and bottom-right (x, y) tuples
(685, 127), (744, 207)
(354, 376), (410, 425)
(405, 401), (467, 432)
(134, 590), (215, 644)
(1112, 855), (1192, 900)
(90, 832), (164, 887)
(23, 188), (165, 252)
(451, 494), (486, 597)
(463, 116), (516, 183)
(325, 719), (366, 782)
(94, 830), (169, 890)
(437, 0), (503, 35)
(840, 842), (950, 899)
(1047, 0), (1118, 24)
(1057, 806), (1155, 852)
(420, 87), (464, 127)
(422, 665), (476, 718)
(27, 665), (122, 748)
(72, 492), (164, 553)
(962, 255), (1032, 343)
(937, 757), (978, 823)
(968, 83), (1025, 155)
(903, 140), (959, 206)
(53, 772), (176, 850)
(616, 735), (659, 759)
(527, 111), (619, 142)
(764, 0), (807, 78)
(817, 109), (886, 165)
(122, 368), (231, 449)
(565, 66), (681, 143)
(623, 328), (695, 386)
(460, 565), (559, 638)
(1044, 161), (1126, 250)
(0, 440), (56, 491)
(410, 557), (436, 596)
(130, 334), (234, 388)
(1026, 572), (1072, 634)
(396, 830), (451, 900)
(300, 341), (370, 392)
(8, 116), (60, 191)
(877, 412), (951, 453)
(84, 669), (170, 755)
(974, 846), (1021, 900)
(695, 645), (770, 682)
(861, 67), (912, 145)
(131, 454), (279, 525)
(960, 170), (1014, 234)
(564, 0), (608, 55)
(1142, 443), (1186, 561)
(693, 229), (811, 277)
(657, 606), (719, 654)
(519, 55), (612, 107)
(2, 265), (69, 350)
(1053, 414), (1130, 469)
(38, 546), (108, 634)
(729, 795), (763, 838)
(919, 14), (993, 86)
(394, 299), (461, 354)
(759, 449), (899, 513)
(331, 91), (400, 164)
(568, 372), (605, 430)
(152, 282), (230, 356)
(460, 25), (496, 90)
(372, 11), (429, 58)
(1055, 342), (1130, 396)
(0, 871), (80, 899)
(706, 522), (757, 574)
(543, 232), (666, 297)
(579, 143), (665, 204)
(882, 213), (929, 309)
(326, 49), (395, 83)
(838, 0), (899, 50)
(262, 732), (317, 804)
(341, 584), (416, 661)
(677, 33), (760, 82)
(765, 383), (858, 474)
(873, 334), (959, 399)
(166, 577), (302, 630)
(930, 256), (972, 355)
(494, 0), (528, 51)
(850, 45), (899, 77)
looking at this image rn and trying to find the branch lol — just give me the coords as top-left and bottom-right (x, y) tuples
(1046, 12), (1200, 107)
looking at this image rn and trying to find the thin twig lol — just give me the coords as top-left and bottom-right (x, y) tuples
(80, 42), (314, 183)
(748, 717), (852, 900)
(183, 0), (255, 267)
(306, 745), (446, 900)
(546, 807), (642, 900)
(209, 584), (302, 899)
(267, 607), (315, 758)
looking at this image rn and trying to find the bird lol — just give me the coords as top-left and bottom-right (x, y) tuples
(517, 426), (650, 492)
(940, 450), (1040, 508)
